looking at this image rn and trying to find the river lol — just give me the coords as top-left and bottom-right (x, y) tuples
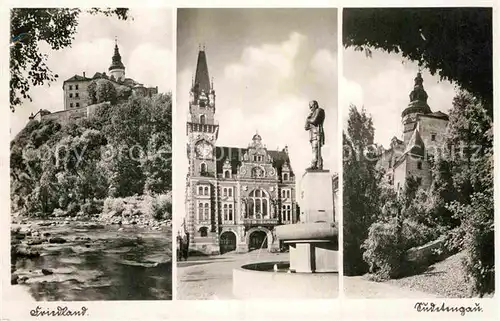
(12, 220), (172, 301)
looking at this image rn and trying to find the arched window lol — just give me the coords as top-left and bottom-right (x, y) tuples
(200, 114), (206, 124)
(248, 199), (254, 217)
(199, 227), (208, 237)
(223, 204), (228, 221)
(228, 188), (232, 197)
(223, 188), (227, 197)
(281, 205), (292, 222)
(204, 186), (209, 196)
(248, 189), (269, 218)
(200, 163), (207, 174)
(204, 203), (209, 221)
(198, 202), (203, 221)
(228, 204), (233, 221)
(224, 170), (230, 178)
(287, 190), (291, 198)
(198, 186), (203, 195)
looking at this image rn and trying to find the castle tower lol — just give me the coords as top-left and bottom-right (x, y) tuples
(109, 39), (126, 81)
(185, 47), (220, 254)
(401, 72), (431, 145)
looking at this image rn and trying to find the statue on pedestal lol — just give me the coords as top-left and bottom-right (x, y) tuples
(304, 100), (325, 170)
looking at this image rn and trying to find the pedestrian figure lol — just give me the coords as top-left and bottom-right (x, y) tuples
(182, 232), (190, 261)
(176, 231), (183, 261)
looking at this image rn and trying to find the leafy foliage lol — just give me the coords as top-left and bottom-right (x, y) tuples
(10, 8), (129, 111)
(343, 105), (383, 276)
(444, 92), (494, 296)
(343, 8), (493, 113)
(362, 178), (439, 280)
(10, 93), (172, 218)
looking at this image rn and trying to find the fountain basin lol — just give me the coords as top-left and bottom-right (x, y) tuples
(275, 222), (337, 241)
(275, 222), (338, 273)
(232, 261), (338, 299)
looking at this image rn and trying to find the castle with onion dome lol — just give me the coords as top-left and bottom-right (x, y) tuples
(30, 40), (158, 123)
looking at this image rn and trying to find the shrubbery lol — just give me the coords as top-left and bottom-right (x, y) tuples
(144, 193), (172, 220)
(10, 93), (172, 219)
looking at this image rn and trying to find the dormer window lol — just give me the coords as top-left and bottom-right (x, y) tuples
(200, 163), (207, 175)
(200, 115), (206, 124)
(224, 170), (231, 178)
(283, 173), (289, 181)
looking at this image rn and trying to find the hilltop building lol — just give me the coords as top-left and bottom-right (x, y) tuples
(377, 72), (449, 191)
(29, 40), (158, 123)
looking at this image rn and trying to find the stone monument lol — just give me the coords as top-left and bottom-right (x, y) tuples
(232, 100), (338, 298)
(276, 100), (337, 273)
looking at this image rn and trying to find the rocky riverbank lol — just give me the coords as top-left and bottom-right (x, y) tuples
(10, 218), (172, 300)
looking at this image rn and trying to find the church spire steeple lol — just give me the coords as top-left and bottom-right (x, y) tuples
(109, 38), (126, 81)
(401, 71), (431, 118)
(194, 47), (211, 94)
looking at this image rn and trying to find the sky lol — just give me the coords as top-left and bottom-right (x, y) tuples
(175, 8), (338, 223)
(10, 8), (174, 138)
(342, 47), (458, 148)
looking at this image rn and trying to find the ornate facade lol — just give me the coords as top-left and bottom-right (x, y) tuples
(378, 72), (449, 191)
(185, 49), (297, 255)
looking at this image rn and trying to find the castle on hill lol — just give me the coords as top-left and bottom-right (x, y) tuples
(29, 40), (158, 123)
(377, 72), (449, 191)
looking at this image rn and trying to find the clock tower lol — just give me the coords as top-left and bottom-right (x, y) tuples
(185, 48), (220, 253)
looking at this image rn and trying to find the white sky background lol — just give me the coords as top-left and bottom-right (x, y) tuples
(10, 8), (174, 138)
(174, 9), (338, 224)
(342, 47), (458, 147)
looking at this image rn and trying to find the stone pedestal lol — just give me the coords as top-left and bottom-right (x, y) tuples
(299, 170), (334, 223)
(275, 169), (338, 273)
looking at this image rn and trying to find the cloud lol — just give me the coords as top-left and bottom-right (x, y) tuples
(175, 31), (338, 224)
(343, 48), (457, 148)
(11, 9), (173, 139)
(127, 43), (174, 92)
(224, 32), (305, 86)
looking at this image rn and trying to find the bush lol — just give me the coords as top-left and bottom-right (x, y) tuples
(401, 218), (440, 249)
(53, 208), (66, 217)
(144, 194), (172, 220)
(362, 217), (440, 281)
(67, 203), (80, 216)
(362, 219), (404, 280)
(81, 201), (102, 216)
(102, 197), (125, 215)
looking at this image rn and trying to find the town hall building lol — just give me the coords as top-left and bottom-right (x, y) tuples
(184, 49), (298, 255)
(377, 72), (449, 191)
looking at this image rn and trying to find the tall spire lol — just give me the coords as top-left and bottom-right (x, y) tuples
(194, 47), (210, 94)
(402, 71), (431, 118)
(409, 72), (428, 104)
(109, 38), (125, 71)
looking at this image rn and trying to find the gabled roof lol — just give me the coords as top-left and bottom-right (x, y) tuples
(215, 146), (293, 176)
(63, 74), (91, 83)
(404, 124), (425, 157)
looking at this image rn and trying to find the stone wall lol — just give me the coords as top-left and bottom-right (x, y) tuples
(406, 237), (447, 266)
